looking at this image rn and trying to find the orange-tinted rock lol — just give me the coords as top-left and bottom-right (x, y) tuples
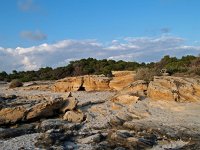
(52, 75), (111, 92)
(63, 110), (84, 123)
(0, 106), (27, 125)
(147, 76), (200, 102)
(119, 80), (148, 96)
(83, 75), (111, 91)
(109, 71), (136, 91)
(52, 76), (83, 92)
(112, 94), (139, 105)
(26, 98), (65, 120)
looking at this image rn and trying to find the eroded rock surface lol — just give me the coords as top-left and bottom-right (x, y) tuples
(109, 71), (136, 90)
(52, 71), (136, 92)
(0, 78), (200, 149)
(148, 76), (200, 102)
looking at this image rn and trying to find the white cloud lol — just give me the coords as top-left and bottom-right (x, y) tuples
(0, 35), (200, 72)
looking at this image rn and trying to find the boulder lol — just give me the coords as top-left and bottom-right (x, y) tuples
(26, 98), (65, 120)
(63, 110), (84, 123)
(109, 71), (136, 91)
(112, 94), (139, 105)
(147, 76), (200, 102)
(0, 106), (27, 125)
(60, 97), (78, 113)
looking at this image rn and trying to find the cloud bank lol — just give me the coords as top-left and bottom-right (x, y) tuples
(1, 35), (200, 72)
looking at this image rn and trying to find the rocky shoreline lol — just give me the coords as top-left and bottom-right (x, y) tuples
(0, 73), (200, 149)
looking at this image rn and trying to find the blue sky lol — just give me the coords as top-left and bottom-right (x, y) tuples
(0, 0), (200, 72)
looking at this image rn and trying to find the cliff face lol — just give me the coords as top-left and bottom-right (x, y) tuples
(147, 76), (200, 102)
(52, 71), (136, 92)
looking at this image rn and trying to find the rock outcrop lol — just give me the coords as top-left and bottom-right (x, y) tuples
(52, 75), (112, 92)
(147, 76), (200, 102)
(52, 71), (136, 92)
(0, 94), (80, 125)
(52, 76), (83, 92)
(83, 75), (111, 91)
(109, 71), (136, 91)
(0, 106), (27, 125)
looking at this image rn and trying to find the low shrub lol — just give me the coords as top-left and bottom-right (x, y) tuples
(135, 68), (161, 82)
(9, 79), (23, 88)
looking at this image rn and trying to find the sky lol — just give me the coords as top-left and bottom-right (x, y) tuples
(0, 0), (200, 72)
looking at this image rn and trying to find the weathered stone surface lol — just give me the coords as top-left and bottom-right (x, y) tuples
(109, 71), (136, 91)
(111, 80), (148, 106)
(0, 106), (27, 125)
(77, 133), (102, 144)
(39, 119), (77, 132)
(83, 75), (111, 91)
(147, 76), (200, 101)
(52, 76), (83, 92)
(52, 71), (136, 92)
(119, 80), (148, 96)
(63, 110), (84, 123)
(112, 94), (139, 105)
(52, 75), (111, 92)
(26, 98), (65, 120)
(60, 97), (78, 113)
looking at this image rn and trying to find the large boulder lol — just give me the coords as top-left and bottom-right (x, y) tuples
(26, 98), (65, 120)
(109, 71), (136, 91)
(147, 76), (200, 102)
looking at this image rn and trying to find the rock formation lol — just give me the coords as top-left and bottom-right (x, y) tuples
(147, 76), (200, 102)
(52, 71), (136, 92)
(109, 71), (136, 90)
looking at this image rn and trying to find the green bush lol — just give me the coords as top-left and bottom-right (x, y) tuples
(135, 68), (161, 82)
(9, 80), (23, 88)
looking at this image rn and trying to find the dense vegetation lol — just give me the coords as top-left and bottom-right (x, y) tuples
(1, 55), (200, 82)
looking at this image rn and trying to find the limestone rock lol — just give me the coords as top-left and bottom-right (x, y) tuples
(0, 106), (27, 125)
(52, 71), (136, 92)
(120, 80), (148, 96)
(60, 97), (78, 113)
(52, 76), (83, 92)
(147, 76), (200, 102)
(63, 110), (84, 123)
(26, 98), (65, 120)
(109, 71), (136, 91)
(52, 75), (111, 92)
(83, 75), (111, 91)
(112, 94), (139, 105)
